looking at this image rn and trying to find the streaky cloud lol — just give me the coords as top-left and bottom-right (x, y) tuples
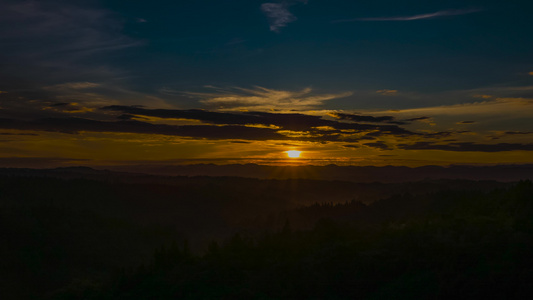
(0, 117), (290, 141)
(329, 112), (395, 123)
(398, 142), (533, 152)
(0, 1), (141, 57)
(184, 86), (352, 111)
(364, 141), (392, 150)
(101, 105), (415, 136)
(261, 1), (307, 32)
(405, 116), (431, 122)
(334, 8), (482, 23)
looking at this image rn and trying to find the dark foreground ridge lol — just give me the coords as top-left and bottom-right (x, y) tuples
(1, 169), (532, 299)
(101, 181), (533, 300)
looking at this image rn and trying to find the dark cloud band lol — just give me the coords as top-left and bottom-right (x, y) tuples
(398, 142), (533, 152)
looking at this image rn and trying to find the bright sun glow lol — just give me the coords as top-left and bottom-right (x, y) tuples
(287, 150), (302, 158)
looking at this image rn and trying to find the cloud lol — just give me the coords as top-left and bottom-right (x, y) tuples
(489, 131), (533, 140)
(44, 102), (95, 114)
(261, 3), (295, 32)
(46, 82), (101, 90)
(405, 116), (431, 122)
(0, 1), (149, 111)
(364, 87), (533, 140)
(0, 107), (417, 143)
(0, 132), (38, 136)
(0, 1), (141, 59)
(329, 112), (395, 123)
(376, 89), (398, 96)
(0, 117), (290, 141)
(473, 94), (493, 99)
(398, 142), (533, 152)
(385, 97), (533, 117)
(364, 141), (392, 150)
(261, 1), (307, 32)
(186, 86), (352, 111)
(334, 8), (482, 22)
(504, 131), (533, 135)
(4, 104), (532, 152)
(330, 112), (439, 125)
(102, 105), (416, 136)
(0, 157), (91, 168)
(0, 114), (410, 144)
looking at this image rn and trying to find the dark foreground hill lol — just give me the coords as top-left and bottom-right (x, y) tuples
(1, 170), (532, 299)
(98, 181), (533, 300)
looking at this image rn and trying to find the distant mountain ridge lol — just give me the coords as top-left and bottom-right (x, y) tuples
(1, 164), (532, 182)
(107, 163), (533, 183)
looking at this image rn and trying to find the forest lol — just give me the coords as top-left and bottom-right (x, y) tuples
(1, 168), (532, 299)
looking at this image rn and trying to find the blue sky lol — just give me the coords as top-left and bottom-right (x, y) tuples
(0, 0), (532, 167)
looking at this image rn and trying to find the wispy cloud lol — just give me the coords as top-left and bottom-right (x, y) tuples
(184, 86), (352, 111)
(261, 1), (308, 32)
(0, 1), (141, 59)
(397, 141), (533, 152)
(261, 3), (296, 32)
(45, 82), (101, 90)
(334, 8), (482, 23)
(0, 1), (146, 110)
(376, 89), (398, 96)
(329, 112), (396, 123)
(385, 97), (533, 117)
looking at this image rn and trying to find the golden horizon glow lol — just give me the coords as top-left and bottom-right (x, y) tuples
(287, 150), (302, 158)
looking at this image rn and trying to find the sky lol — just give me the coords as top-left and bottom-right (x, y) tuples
(1, 0), (533, 168)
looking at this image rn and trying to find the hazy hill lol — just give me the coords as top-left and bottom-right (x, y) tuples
(107, 163), (533, 182)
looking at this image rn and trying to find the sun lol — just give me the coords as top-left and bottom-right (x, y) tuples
(287, 150), (302, 158)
